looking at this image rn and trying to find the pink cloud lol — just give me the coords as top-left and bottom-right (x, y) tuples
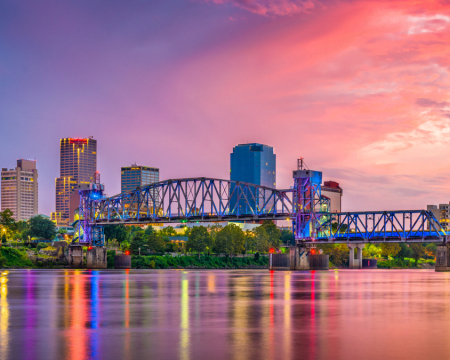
(204, 0), (319, 16)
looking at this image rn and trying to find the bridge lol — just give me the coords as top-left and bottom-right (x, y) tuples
(72, 160), (450, 270)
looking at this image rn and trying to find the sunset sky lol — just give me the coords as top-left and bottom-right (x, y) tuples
(1, 0), (450, 215)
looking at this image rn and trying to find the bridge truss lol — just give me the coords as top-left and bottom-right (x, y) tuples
(74, 176), (446, 246)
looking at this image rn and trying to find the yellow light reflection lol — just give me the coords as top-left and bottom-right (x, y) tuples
(0, 271), (9, 360)
(207, 273), (215, 293)
(284, 273), (291, 358)
(180, 274), (189, 360)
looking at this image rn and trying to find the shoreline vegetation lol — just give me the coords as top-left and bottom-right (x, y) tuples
(0, 211), (438, 270)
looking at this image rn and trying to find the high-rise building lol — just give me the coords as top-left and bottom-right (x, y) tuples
(51, 137), (97, 226)
(230, 143), (276, 212)
(427, 204), (450, 231)
(321, 181), (343, 213)
(121, 164), (159, 192)
(1, 159), (38, 221)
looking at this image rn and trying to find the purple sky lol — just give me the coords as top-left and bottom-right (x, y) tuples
(1, 0), (450, 215)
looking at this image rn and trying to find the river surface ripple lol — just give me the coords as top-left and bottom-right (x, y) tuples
(0, 269), (449, 360)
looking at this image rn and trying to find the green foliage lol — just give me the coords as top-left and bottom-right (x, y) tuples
(131, 254), (269, 269)
(0, 209), (16, 234)
(409, 243), (425, 265)
(255, 252), (260, 261)
(1, 234), (6, 243)
(0, 247), (33, 267)
(129, 231), (147, 254)
(107, 250), (116, 268)
(425, 243), (437, 256)
(160, 226), (177, 236)
(362, 244), (382, 258)
(121, 241), (131, 252)
(215, 224), (245, 256)
(27, 215), (56, 239)
(186, 226), (212, 257)
(398, 243), (413, 259)
(331, 222), (349, 233)
(317, 244), (349, 267)
(252, 226), (270, 253)
(379, 243), (401, 258)
(104, 224), (128, 243)
(261, 220), (281, 248)
(0, 255), (6, 267)
(144, 226), (155, 236)
(280, 229), (293, 244)
(147, 233), (166, 253)
(36, 242), (49, 251)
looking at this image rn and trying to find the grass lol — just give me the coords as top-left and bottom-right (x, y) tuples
(0, 247), (34, 268)
(131, 254), (269, 269)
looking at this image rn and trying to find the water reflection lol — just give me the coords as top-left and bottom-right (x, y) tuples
(180, 272), (189, 360)
(0, 271), (9, 360)
(3, 270), (450, 360)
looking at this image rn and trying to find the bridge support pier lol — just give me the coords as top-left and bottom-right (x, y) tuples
(348, 243), (364, 269)
(68, 245), (84, 269)
(436, 244), (450, 272)
(86, 247), (107, 269)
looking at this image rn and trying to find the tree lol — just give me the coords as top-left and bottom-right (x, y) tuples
(1, 233), (6, 243)
(104, 224), (128, 243)
(244, 230), (256, 253)
(148, 233), (166, 253)
(252, 227), (270, 253)
(362, 244), (382, 258)
(27, 215), (56, 239)
(215, 224), (245, 256)
(317, 244), (349, 267)
(398, 243), (413, 259)
(129, 231), (147, 254)
(160, 226), (177, 236)
(0, 209), (16, 235)
(186, 226), (211, 258)
(425, 243), (437, 257)
(208, 224), (222, 253)
(379, 243), (401, 258)
(410, 243), (425, 265)
(280, 229), (293, 245)
(144, 225), (155, 236)
(261, 220), (281, 248)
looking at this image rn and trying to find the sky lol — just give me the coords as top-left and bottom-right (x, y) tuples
(1, 0), (450, 215)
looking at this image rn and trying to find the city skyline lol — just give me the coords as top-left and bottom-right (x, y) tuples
(1, 0), (450, 215)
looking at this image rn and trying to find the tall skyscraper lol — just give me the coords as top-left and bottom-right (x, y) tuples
(121, 164), (159, 192)
(230, 143), (276, 187)
(1, 159), (38, 221)
(51, 137), (97, 226)
(230, 143), (276, 212)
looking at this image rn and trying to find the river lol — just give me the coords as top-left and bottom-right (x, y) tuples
(0, 269), (449, 360)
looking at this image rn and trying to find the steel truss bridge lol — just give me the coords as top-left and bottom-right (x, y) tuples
(76, 175), (447, 246)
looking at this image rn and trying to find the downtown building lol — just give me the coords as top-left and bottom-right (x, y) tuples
(321, 181), (343, 213)
(1, 159), (38, 221)
(230, 143), (276, 213)
(121, 164), (159, 192)
(51, 137), (97, 226)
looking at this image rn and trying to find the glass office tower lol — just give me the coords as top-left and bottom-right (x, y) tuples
(121, 164), (159, 193)
(52, 137), (97, 225)
(230, 143), (276, 213)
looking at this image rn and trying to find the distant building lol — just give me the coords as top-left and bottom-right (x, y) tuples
(1, 159), (38, 221)
(230, 143), (276, 212)
(51, 137), (97, 226)
(427, 204), (450, 230)
(322, 181), (343, 213)
(121, 164), (159, 193)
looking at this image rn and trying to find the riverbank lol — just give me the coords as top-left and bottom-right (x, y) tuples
(0, 247), (270, 269)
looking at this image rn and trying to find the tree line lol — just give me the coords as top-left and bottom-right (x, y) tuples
(105, 220), (293, 256)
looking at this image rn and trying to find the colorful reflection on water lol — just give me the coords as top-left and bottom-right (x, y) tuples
(1, 269), (450, 360)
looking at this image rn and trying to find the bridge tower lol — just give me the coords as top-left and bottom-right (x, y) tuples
(292, 159), (329, 244)
(71, 171), (107, 269)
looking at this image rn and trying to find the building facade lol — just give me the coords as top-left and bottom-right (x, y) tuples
(121, 164), (159, 193)
(321, 181), (343, 213)
(427, 204), (450, 231)
(51, 137), (97, 226)
(1, 159), (38, 221)
(230, 143), (276, 213)
(230, 143), (276, 187)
